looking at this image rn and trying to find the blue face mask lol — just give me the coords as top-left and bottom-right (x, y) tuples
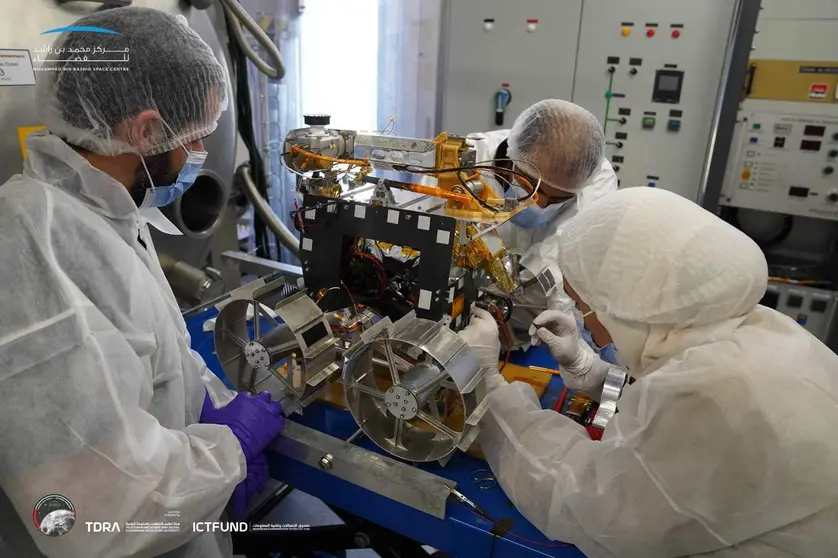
(505, 183), (570, 229)
(572, 308), (623, 368)
(139, 146), (208, 208)
(597, 343), (621, 366)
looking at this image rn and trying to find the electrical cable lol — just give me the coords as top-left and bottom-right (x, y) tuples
(553, 386), (569, 413)
(474, 158), (542, 202)
(341, 280), (359, 317)
(393, 163), (540, 206)
(488, 303), (512, 371)
(289, 199), (341, 233)
(285, 148), (541, 210)
(479, 293), (515, 322)
(351, 249), (388, 295)
(453, 501), (573, 548)
(457, 170), (500, 213)
(289, 144), (370, 167)
(225, 10), (272, 259)
(218, 0), (285, 79)
(239, 164), (300, 257)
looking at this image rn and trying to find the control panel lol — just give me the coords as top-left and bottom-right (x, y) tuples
(760, 282), (838, 343)
(720, 112), (838, 221)
(571, 0), (736, 201)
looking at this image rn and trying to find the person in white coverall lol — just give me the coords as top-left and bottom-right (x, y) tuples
(0, 8), (285, 558)
(467, 100), (617, 316)
(459, 187), (838, 557)
(465, 99), (623, 390)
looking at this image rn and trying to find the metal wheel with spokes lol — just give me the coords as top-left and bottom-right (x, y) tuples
(214, 299), (300, 395)
(342, 314), (486, 463)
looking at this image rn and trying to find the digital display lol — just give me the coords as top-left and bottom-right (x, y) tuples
(788, 186), (809, 197)
(800, 140), (822, 151)
(652, 70), (684, 104)
(803, 125), (826, 137)
(658, 75), (680, 91)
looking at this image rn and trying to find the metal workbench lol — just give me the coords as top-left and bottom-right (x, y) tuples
(186, 308), (585, 558)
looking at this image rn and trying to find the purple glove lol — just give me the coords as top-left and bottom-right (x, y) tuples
(231, 453), (269, 519)
(200, 391), (285, 463)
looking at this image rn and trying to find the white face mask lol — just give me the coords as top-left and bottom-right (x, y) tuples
(596, 312), (650, 374)
(505, 183), (570, 229)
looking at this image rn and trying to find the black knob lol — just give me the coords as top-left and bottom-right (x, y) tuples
(825, 166), (835, 175)
(616, 141), (624, 148)
(828, 192), (838, 203)
(304, 114), (331, 126)
(630, 68), (638, 75)
(608, 66), (616, 74)
(620, 117), (627, 125)
(614, 165), (621, 172)
(829, 150), (838, 158)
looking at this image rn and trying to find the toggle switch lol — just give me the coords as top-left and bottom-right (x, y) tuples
(494, 87), (512, 126)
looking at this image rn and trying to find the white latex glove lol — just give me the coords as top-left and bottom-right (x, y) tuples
(459, 306), (501, 369)
(529, 310), (611, 391)
(529, 310), (587, 367)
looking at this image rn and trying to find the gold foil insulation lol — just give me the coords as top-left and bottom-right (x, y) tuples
(453, 225), (519, 294)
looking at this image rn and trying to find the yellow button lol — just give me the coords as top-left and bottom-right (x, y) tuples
(741, 169), (751, 180)
(621, 27), (632, 37)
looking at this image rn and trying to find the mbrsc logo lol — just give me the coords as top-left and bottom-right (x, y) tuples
(33, 494), (76, 537)
(40, 26), (121, 36)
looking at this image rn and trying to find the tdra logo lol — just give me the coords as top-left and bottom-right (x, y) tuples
(33, 494), (76, 537)
(86, 522), (121, 533)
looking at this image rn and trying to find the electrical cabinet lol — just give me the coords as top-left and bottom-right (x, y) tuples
(438, 0), (582, 135)
(760, 282), (838, 343)
(721, 112), (838, 220)
(438, 0), (740, 202)
(570, 0), (737, 201)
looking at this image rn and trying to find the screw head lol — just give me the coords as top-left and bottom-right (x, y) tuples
(354, 533), (371, 548)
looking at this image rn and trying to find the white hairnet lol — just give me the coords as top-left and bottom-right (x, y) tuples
(507, 100), (604, 193)
(36, 7), (229, 156)
(558, 187), (768, 326)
